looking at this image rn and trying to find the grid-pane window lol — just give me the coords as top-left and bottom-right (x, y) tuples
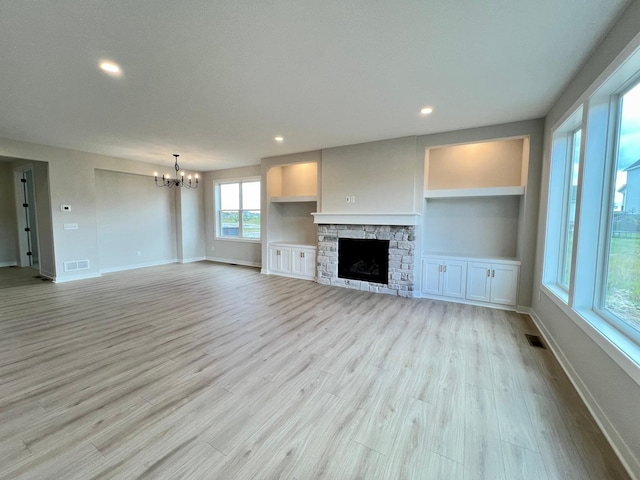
(603, 82), (640, 333)
(217, 180), (261, 239)
(560, 128), (582, 288)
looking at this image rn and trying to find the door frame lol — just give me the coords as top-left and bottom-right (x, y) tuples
(13, 164), (41, 269)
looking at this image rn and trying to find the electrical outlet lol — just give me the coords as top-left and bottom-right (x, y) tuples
(345, 195), (351, 203)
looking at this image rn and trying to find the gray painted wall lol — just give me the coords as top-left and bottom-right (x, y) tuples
(176, 185), (206, 263)
(320, 137), (418, 214)
(0, 163), (18, 266)
(95, 170), (177, 272)
(533, 1), (640, 476)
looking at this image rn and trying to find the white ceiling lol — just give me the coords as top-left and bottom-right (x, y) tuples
(0, 1), (630, 172)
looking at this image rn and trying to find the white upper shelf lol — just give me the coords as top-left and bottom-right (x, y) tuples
(270, 195), (318, 203)
(424, 185), (525, 199)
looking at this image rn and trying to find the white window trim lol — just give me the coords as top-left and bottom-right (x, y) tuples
(214, 177), (261, 242)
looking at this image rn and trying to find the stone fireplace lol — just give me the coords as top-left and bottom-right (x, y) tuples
(316, 224), (415, 297)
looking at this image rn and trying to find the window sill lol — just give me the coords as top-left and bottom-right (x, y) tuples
(214, 237), (261, 244)
(540, 287), (640, 387)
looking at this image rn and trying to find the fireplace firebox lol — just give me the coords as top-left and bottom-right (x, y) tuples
(338, 238), (389, 284)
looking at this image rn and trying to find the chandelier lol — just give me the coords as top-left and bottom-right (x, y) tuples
(154, 154), (198, 188)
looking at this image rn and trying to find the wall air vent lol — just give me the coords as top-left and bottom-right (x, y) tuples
(64, 260), (90, 272)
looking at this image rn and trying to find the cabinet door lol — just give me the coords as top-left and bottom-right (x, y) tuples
(442, 261), (466, 298)
(421, 258), (443, 295)
(291, 248), (315, 277)
(269, 246), (290, 273)
(489, 264), (519, 305)
(303, 249), (316, 277)
(466, 262), (491, 302)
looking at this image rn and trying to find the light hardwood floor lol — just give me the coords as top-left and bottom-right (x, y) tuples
(0, 262), (630, 479)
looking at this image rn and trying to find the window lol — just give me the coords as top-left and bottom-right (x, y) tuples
(560, 128), (582, 288)
(543, 107), (583, 296)
(602, 81), (640, 335)
(216, 180), (261, 240)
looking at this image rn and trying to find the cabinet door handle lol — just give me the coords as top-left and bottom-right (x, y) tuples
(492, 269), (495, 278)
(443, 265), (446, 273)
(438, 265), (442, 273)
(487, 269), (490, 277)
(301, 252), (305, 258)
(277, 250), (280, 255)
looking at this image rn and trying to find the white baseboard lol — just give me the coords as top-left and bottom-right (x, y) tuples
(53, 272), (102, 283)
(100, 259), (177, 274)
(527, 309), (639, 480)
(0, 261), (18, 268)
(206, 256), (261, 268)
(178, 256), (206, 264)
(420, 292), (518, 312)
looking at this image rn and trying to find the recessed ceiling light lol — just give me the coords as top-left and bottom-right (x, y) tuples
(420, 106), (433, 115)
(274, 136), (284, 142)
(99, 61), (121, 76)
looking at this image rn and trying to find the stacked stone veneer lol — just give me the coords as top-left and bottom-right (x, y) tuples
(316, 224), (415, 297)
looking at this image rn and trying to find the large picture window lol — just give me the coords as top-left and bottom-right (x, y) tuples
(216, 180), (261, 240)
(602, 81), (640, 335)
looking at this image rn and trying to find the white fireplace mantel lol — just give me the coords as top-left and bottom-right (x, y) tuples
(311, 212), (420, 226)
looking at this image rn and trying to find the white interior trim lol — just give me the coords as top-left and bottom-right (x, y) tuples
(312, 212), (420, 225)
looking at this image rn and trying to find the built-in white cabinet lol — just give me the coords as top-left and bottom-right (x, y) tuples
(269, 245), (291, 274)
(421, 254), (519, 308)
(466, 262), (519, 306)
(291, 246), (316, 277)
(268, 243), (316, 280)
(421, 257), (466, 299)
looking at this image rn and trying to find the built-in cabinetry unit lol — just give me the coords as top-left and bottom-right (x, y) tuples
(421, 257), (466, 299)
(466, 261), (519, 306)
(422, 137), (529, 308)
(422, 254), (520, 307)
(263, 155), (320, 281)
(269, 243), (317, 280)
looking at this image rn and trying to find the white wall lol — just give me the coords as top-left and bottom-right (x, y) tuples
(533, 1), (640, 476)
(204, 165), (262, 267)
(0, 162), (18, 266)
(320, 137), (418, 214)
(95, 170), (177, 272)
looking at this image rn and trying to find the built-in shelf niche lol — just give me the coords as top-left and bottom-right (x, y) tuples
(266, 161), (318, 247)
(423, 137), (529, 261)
(267, 162), (318, 202)
(425, 137), (528, 197)
(424, 196), (520, 259)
